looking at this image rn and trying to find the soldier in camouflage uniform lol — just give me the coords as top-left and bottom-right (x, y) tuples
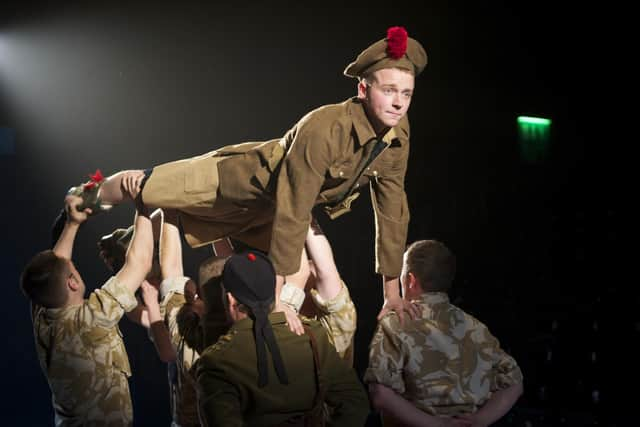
(98, 209), (218, 427)
(365, 240), (524, 427)
(298, 218), (357, 364)
(20, 194), (154, 426)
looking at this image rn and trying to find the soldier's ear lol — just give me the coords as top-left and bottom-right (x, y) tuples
(357, 80), (369, 100)
(67, 274), (80, 292)
(407, 272), (419, 289)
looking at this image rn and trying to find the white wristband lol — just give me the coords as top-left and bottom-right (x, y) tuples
(279, 282), (305, 313)
(159, 276), (190, 299)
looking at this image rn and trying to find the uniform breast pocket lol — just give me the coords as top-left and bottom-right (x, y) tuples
(372, 153), (404, 176)
(328, 160), (354, 180)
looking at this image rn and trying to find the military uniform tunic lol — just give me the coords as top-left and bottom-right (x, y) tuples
(195, 312), (369, 427)
(365, 292), (523, 417)
(31, 276), (137, 426)
(142, 97), (410, 277)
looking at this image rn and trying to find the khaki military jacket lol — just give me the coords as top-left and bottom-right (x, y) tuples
(195, 312), (369, 427)
(31, 276), (137, 426)
(145, 98), (410, 277)
(364, 292), (523, 417)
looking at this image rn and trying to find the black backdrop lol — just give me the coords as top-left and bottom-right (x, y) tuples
(1, 1), (627, 426)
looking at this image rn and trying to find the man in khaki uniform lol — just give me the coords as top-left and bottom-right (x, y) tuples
(365, 240), (524, 427)
(195, 250), (369, 427)
(20, 194), (153, 426)
(69, 26), (427, 320)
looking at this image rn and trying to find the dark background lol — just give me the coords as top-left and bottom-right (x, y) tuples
(1, 1), (629, 426)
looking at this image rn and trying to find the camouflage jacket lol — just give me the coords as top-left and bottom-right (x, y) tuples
(31, 276), (137, 426)
(308, 280), (357, 365)
(160, 279), (202, 427)
(364, 292), (523, 416)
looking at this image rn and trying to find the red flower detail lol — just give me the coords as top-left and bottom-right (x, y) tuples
(247, 253), (257, 261)
(83, 181), (96, 190)
(386, 26), (408, 59)
(89, 169), (104, 183)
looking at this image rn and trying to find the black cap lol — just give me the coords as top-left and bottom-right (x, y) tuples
(222, 250), (288, 387)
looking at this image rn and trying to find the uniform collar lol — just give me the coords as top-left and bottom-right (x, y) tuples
(412, 292), (450, 306)
(347, 98), (403, 146)
(40, 302), (82, 321)
(231, 311), (287, 331)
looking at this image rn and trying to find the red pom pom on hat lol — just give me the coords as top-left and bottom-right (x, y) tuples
(386, 26), (408, 59)
(247, 253), (257, 261)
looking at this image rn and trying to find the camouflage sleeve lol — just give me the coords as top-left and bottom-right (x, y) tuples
(479, 327), (524, 391)
(78, 276), (138, 328)
(363, 314), (406, 394)
(310, 280), (356, 359)
(162, 291), (202, 371)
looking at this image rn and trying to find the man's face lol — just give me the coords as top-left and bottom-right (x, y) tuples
(359, 68), (415, 133)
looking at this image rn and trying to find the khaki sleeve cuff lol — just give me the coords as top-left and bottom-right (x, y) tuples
(309, 280), (349, 314)
(102, 276), (138, 312)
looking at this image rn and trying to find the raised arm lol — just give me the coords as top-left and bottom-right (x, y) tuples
(114, 201), (154, 295)
(159, 209), (184, 280)
(304, 218), (341, 301)
(140, 280), (177, 363)
(53, 195), (92, 259)
(303, 218), (357, 360)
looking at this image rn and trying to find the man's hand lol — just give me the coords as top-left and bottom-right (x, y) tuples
(64, 195), (92, 225)
(184, 279), (205, 318)
(120, 170), (146, 200)
(454, 414), (486, 427)
(276, 303), (304, 336)
(441, 417), (473, 427)
(140, 280), (160, 310)
(377, 295), (420, 325)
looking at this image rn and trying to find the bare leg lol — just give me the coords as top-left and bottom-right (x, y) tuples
(98, 170), (146, 206)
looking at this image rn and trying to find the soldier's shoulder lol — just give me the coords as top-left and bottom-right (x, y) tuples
(200, 330), (236, 359)
(297, 101), (350, 132)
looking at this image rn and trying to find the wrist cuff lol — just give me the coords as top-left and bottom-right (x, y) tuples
(159, 276), (190, 299)
(279, 283), (305, 312)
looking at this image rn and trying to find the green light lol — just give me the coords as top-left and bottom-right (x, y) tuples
(517, 116), (551, 163)
(517, 116), (551, 125)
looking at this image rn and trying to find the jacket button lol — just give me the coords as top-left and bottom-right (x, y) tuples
(373, 170), (378, 176)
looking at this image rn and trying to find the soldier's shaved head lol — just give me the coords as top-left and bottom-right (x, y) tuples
(21, 250), (71, 308)
(404, 240), (456, 292)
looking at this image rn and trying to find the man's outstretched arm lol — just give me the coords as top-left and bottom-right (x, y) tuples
(115, 200), (154, 295)
(53, 195), (92, 259)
